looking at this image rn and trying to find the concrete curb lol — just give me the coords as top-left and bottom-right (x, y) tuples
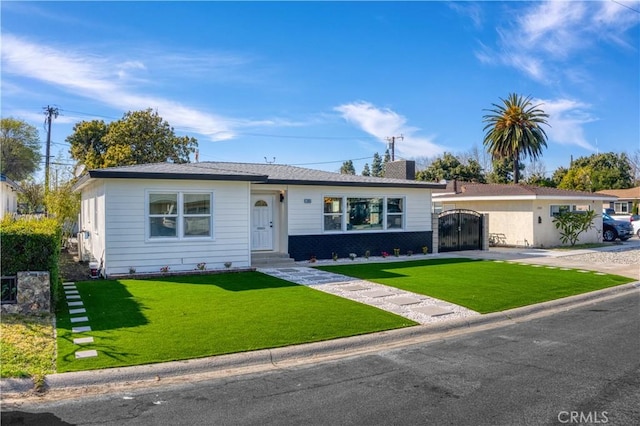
(2, 281), (638, 396)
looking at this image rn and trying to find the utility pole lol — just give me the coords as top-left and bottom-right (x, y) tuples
(43, 105), (59, 194)
(385, 134), (403, 161)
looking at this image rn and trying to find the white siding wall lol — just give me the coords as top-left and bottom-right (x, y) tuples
(286, 185), (432, 235)
(100, 179), (251, 276)
(0, 182), (18, 219)
(79, 180), (106, 265)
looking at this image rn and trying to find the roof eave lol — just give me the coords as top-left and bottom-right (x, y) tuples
(262, 179), (446, 189)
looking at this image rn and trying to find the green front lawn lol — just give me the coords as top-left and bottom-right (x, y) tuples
(317, 258), (634, 314)
(56, 272), (415, 372)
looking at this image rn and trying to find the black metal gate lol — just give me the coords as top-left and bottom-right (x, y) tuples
(438, 209), (483, 252)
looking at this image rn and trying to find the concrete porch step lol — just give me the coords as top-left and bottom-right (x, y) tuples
(251, 252), (297, 268)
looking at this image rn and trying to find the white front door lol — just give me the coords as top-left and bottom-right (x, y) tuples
(251, 195), (274, 250)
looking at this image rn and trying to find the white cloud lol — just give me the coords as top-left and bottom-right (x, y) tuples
(334, 101), (444, 158)
(0, 34), (282, 142)
(485, 1), (639, 84)
(537, 98), (597, 151)
(448, 2), (484, 29)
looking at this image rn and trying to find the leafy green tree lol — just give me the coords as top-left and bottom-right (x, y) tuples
(371, 152), (383, 177)
(483, 93), (549, 183)
(44, 180), (80, 243)
(486, 157), (523, 184)
(553, 210), (596, 246)
(362, 163), (371, 176)
(416, 152), (485, 183)
(558, 153), (633, 191)
(66, 119), (109, 170)
(67, 109), (198, 170)
(551, 166), (568, 187)
(524, 173), (555, 187)
(17, 179), (44, 213)
(382, 148), (391, 176)
(0, 117), (41, 181)
(340, 160), (355, 175)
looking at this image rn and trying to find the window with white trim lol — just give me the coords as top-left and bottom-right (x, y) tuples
(614, 202), (629, 214)
(324, 196), (405, 232)
(550, 204), (590, 217)
(323, 197), (343, 231)
(148, 192), (212, 239)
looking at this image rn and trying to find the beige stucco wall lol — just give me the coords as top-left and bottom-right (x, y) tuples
(441, 199), (602, 248)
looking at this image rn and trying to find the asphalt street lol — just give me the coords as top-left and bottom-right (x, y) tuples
(3, 291), (639, 426)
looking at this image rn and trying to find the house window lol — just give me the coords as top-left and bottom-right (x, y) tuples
(387, 198), (404, 229)
(324, 196), (405, 232)
(614, 202), (629, 214)
(323, 197), (343, 231)
(148, 192), (212, 239)
(347, 197), (383, 230)
(550, 205), (573, 217)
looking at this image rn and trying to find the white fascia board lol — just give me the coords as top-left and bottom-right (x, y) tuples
(435, 195), (618, 202)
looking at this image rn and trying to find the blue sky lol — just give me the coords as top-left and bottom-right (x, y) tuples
(2, 1), (639, 179)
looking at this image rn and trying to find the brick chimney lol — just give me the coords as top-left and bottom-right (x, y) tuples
(385, 160), (416, 180)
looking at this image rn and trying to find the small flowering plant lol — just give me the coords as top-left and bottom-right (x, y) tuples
(309, 255), (317, 263)
(332, 252), (339, 261)
(422, 246), (429, 255)
(364, 250), (370, 259)
(224, 261), (232, 269)
(160, 265), (170, 273)
(129, 267), (136, 275)
(381, 251), (389, 258)
(407, 250), (413, 256)
(393, 248), (400, 257)
(196, 262), (206, 271)
(349, 253), (357, 260)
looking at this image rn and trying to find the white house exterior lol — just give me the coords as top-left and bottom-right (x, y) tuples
(0, 174), (21, 219)
(74, 162), (444, 277)
(433, 182), (616, 248)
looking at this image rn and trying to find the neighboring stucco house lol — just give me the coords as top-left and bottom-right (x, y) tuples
(597, 187), (640, 215)
(0, 174), (21, 219)
(74, 161), (444, 277)
(433, 181), (616, 248)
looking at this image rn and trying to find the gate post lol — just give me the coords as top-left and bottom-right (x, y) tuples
(482, 214), (489, 251)
(431, 215), (439, 254)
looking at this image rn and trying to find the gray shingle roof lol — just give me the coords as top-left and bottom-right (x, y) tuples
(78, 162), (445, 189)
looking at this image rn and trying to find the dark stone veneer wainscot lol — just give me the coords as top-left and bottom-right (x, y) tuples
(288, 231), (433, 261)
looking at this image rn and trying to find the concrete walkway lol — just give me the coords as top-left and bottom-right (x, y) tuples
(258, 266), (479, 325)
(258, 239), (639, 324)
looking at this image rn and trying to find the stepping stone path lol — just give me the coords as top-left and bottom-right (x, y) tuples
(64, 282), (98, 360)
(257, 267), (479, 325)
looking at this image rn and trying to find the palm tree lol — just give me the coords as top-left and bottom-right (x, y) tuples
(483, 93), (549, 183)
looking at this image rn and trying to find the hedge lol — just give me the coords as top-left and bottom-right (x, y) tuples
(1, 216), (62, 305)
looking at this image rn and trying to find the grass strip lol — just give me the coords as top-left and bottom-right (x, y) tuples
(1, 314), (56, 389)
(317, 258), (634, 314)
(56, 272), (414, 372)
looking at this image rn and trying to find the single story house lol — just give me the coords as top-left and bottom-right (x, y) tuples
(433, 181), (616, 248)
(74, 161), (444, 277)
(597, 187), (640, 215)
(1, 174), (21, 219)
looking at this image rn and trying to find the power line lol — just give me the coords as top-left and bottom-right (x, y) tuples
(291, 156), (374, 166)
(49, 107), (389, 143)
(611, 0), (640, 13)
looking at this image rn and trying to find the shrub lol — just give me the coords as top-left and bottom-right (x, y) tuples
(552, 210), (596, 246)
(0, 216), (62, 305)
